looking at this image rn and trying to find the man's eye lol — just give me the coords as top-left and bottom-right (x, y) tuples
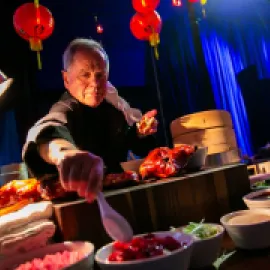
(96, 73), (105, 79)
(81, 73), (90, 78)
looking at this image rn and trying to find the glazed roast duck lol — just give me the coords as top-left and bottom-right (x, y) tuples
(0, 145), (196, 211)
(0, 179), (42, 216)
(139, 145), (196, 179)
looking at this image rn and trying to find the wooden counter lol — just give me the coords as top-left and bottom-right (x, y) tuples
(53, 163), (250, 249)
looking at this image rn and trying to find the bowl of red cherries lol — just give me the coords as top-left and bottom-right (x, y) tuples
(95, 231), (194, 270)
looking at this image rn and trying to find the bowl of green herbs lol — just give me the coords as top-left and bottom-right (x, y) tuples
(171, 220), (224, 269)
(251, 179), (270, 190)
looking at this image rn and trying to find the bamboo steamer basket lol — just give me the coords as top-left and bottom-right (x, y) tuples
(173, 127), (237, 149)
(206, 149), (241, 167)
(171, 110), (240, 163)
(170, 110), (233, 139)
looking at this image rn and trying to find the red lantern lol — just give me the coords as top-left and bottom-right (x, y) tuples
(130, 11), (162, 59)
(132, 0), (160, 14)
(13, 2), (54, 69)
(188, 0), (199, 2)
(172, 0), (182, 6)
(96, 24), (104, 34)
(130, 11), (162, 40)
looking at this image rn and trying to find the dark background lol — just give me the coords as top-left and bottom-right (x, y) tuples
(1, 0), (270, 158)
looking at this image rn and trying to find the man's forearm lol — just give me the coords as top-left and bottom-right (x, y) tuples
(38, 139), (77, 165)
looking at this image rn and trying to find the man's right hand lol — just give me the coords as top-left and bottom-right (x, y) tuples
(57, 150), (104, 202)
(39, 139), (104, 202)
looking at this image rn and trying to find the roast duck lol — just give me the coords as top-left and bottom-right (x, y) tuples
(0, 172), (140, 212)
(139, 145), (196, 179)
(0, 179), (42, 216)
(103, 145), (196, 185)
(0, 145), (196, 210)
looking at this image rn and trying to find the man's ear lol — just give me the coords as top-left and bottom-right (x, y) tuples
(62, 70), (69, 88)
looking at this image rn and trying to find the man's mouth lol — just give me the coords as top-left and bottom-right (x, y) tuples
(83, 92), (101, 100)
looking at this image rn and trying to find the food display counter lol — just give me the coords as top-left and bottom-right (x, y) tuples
(53, 163), (250, 249)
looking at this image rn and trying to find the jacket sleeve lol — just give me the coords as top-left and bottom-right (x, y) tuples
(125, 124), (157, 158)
(22, 99), (77, 180)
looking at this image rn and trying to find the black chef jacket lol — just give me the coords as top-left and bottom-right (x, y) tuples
(22, 92), (156, 181)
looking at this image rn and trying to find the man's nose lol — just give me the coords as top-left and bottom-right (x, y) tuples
(87, 75), (98, 87)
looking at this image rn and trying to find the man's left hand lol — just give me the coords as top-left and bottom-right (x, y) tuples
(136, 109), (158, 137)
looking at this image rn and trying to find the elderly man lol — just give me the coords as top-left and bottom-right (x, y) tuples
(22, 38), (158, 202)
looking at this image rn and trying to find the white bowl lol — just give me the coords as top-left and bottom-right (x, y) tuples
(0, 241), (95, 270)
(178, 223), (224, 269)
(186, 147), (208, 170)
(120, 159), (144, 173)
(243, 189), (270, 209)
(95, 231), (194, 270)
(250, 174), (270, 190)
(220, 209), (270, 249)
(249, 173), (270, 186)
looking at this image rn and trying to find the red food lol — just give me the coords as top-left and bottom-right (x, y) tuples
(0, 177), (71, 210)
(108, 233), (182, 262)
(0, 179), (41, 210)
(15, 250), (84, 270)
(139, 145), (195, 179)
(38, 178), (70, 200)
(103, 171), (140, 188)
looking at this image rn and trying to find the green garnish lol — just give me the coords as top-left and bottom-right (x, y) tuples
(182, 219), (219, 239)
(252, 179), (270, 188)
(213, 250), (236, 269)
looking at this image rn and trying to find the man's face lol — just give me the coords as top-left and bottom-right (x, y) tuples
(62, 49), (108, 107)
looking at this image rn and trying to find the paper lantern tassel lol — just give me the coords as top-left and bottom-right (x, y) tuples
(29, 38), (43, 69)
(149, 32), (160, 60)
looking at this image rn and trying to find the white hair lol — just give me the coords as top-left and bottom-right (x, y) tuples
(62, 38), (109, 72)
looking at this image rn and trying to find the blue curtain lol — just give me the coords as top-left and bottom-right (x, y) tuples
(196, 1), (270, 156)
(157, 8), (200, 116)
(0, 110), (21, 166)
(199, 25), (253, 156)
(147, 6), (216, 146)
(150, 1), (270, 154)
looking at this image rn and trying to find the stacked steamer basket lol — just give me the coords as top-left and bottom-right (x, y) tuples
(170, 110), (241, 167)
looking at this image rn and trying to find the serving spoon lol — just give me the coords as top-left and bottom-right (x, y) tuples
(96, 191), (133, 242)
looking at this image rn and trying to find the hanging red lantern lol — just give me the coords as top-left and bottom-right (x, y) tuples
(94, 16), (104, 35)
(130, 11), (162, 59)
(172, 0), (182, 6)
(132, 0), (160, 14)
(188, 0), (199, 3)
(96, 24), (104, 34)
(130, 11), (162, 40)
(13, 1), (54, 69)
